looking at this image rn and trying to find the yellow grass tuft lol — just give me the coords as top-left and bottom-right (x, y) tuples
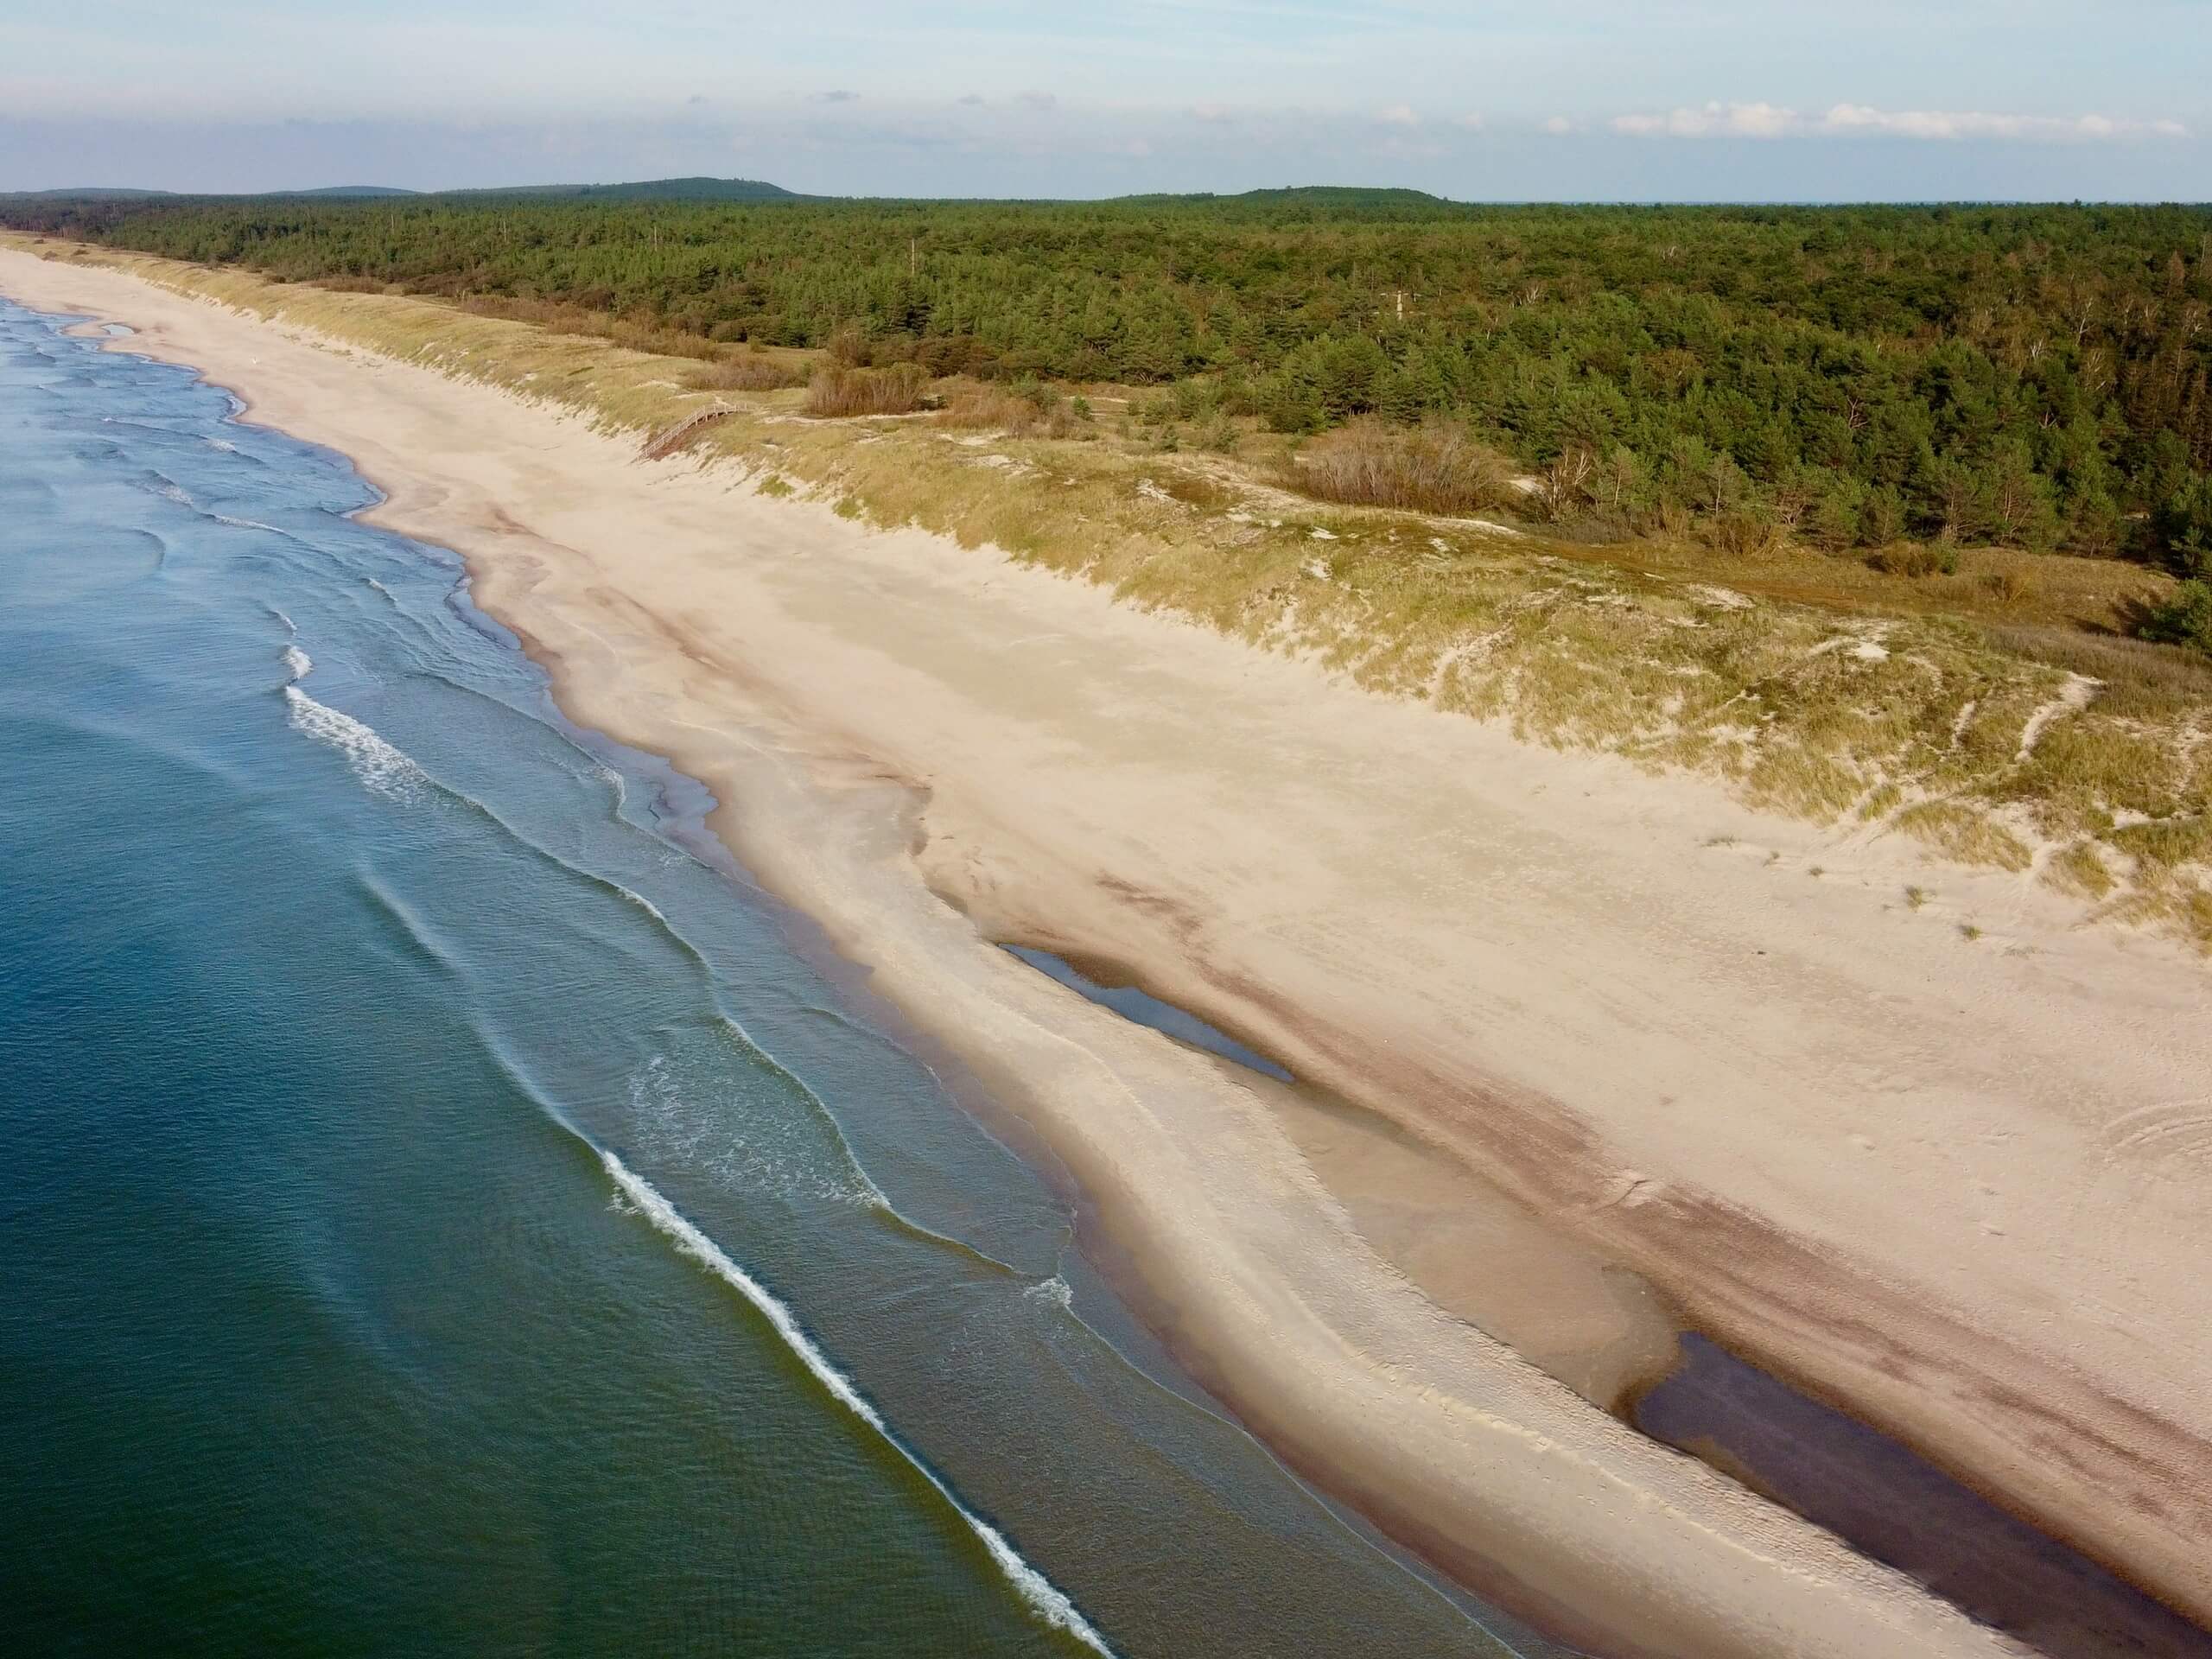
(1893, 803), (2035, 873)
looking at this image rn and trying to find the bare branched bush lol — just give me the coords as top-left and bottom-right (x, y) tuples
(1284, 418), (1515, 515)
(1533, 443), (1598, 520)
(804, 362), (930, 418)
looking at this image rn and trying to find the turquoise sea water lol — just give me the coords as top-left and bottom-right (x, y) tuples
(0, 301), (1554, 1656)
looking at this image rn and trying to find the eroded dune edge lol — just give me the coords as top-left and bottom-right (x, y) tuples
(10, 242), (2207, 1659)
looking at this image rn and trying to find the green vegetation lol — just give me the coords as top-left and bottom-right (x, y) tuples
(2141, 580), (2212, 655)
(9, 189), (2211, 580)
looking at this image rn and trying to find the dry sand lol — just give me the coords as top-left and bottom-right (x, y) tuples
(10, 247), (2209, 1657)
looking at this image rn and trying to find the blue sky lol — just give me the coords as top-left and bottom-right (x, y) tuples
(3, 2), (2206, 199)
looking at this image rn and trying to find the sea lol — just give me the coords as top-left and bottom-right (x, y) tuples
(0, 298), (1556, 1657)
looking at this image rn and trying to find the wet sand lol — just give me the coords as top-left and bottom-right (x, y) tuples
(1002, 944), (1682, 1413)
(9, 244), (2209, 1657)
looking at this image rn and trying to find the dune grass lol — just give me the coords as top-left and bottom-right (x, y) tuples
(17, 233), (2205, 949)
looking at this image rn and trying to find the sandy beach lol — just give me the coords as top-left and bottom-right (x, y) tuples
(9, 245), (2208, 1656)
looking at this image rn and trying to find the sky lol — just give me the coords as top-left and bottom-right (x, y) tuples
(3, 1), (2208, 200)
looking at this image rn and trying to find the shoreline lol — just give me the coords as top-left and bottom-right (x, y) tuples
(7, 250), (2206, 1655)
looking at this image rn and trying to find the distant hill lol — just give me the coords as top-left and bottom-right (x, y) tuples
(463, 177), (801, 202)
(289, 185), (420, 198)
(1232, 186), (1450, 207)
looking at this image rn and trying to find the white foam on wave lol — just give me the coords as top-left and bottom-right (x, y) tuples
(614, 882), (669, 925)
(213, 512), (283, 533)
(283, 685), (427, 801)
(626, 1053), (880, 1211)
(1024, 1274), (1074, 1311)
(206, 435), (237, 452)
(602, 1150), (1113, 1655)
(281, 645), (313, 683)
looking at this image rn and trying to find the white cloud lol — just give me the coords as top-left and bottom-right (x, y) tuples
(1819, 103), (2185, 141)
(1376, 103), (1419, 127)
(1452, 112), (1484, 131)
(1613, 100), (1795, 137)
(1542, 116), (1573, 135)
(1613, 100), (2190, 143)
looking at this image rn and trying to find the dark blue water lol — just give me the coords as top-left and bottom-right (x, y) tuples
(0, 301), (1554, 1656)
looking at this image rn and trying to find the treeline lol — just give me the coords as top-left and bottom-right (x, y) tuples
(10, 189), (2212, 571)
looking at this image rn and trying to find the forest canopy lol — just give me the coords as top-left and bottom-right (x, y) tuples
(10, 190), (2210, 573)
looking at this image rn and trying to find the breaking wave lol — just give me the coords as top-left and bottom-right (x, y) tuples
(601, 1150), (1114, 1655)
(1025, 1274), (1074, 1310)
(281, 645), (313, 683)
(282, 685), (427, 801)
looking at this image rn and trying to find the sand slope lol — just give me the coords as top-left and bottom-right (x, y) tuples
(10, 247), (2207, 1656)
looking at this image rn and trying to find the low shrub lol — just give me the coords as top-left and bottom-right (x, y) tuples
(1284, 417), (1514, 515)
(804, 363), (930, 417)
(825, 322), (871, 368)
(1872, 542), (1958, 579)
(2138, 579), (2212, 658)
(1707, 510), (1783, 558)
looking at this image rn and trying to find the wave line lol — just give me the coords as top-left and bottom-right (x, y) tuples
(283, 684), (427, 800)
(601, 1149), (1113, 1656)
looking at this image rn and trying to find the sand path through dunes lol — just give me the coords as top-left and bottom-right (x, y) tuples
(9, 247), (2206, 1656)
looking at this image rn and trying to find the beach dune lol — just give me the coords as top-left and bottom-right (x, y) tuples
(8, 245), (2207, 1658)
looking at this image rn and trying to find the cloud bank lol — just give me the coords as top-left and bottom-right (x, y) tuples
(1612, 101), (2189, 143)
